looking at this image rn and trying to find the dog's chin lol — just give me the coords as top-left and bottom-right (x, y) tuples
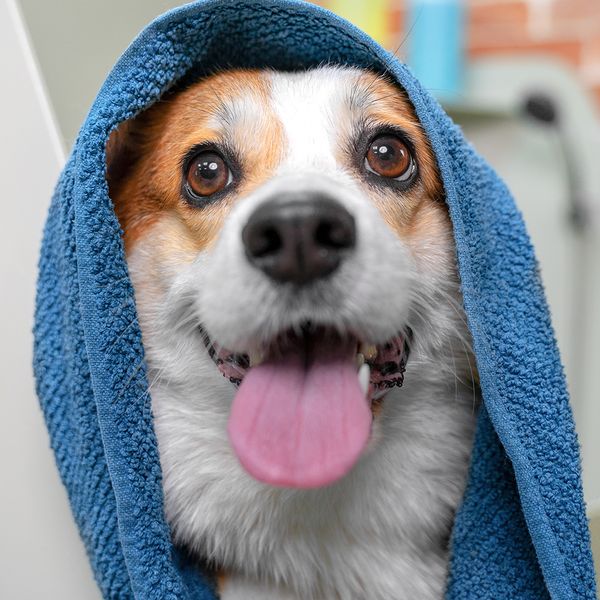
(198, 323), (410, 489)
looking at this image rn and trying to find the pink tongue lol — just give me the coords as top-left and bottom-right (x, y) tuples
(227, 337), (371, 488)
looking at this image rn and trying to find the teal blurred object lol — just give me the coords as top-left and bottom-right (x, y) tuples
(407, 0), (465, 101)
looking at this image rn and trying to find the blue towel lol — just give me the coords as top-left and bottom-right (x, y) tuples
(33, 1), (596, 598)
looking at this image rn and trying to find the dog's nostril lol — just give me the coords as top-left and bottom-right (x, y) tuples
(242, 194), (356, 285)
(247, 225), (283, 258)
(315, 219), (355, 250)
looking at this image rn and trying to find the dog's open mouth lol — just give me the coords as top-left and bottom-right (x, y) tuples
(200, 325), (410, 488)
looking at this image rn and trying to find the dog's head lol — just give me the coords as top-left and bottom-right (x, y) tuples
(107, 67), (458, 492)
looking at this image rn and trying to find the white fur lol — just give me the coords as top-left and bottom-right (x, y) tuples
(126, 67), (478, 600)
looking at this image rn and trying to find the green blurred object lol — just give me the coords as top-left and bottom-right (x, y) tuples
(329, 0), (390, 46)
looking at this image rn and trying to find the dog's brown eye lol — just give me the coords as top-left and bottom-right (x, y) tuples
(185, 151), (231, 197)
(365, 135), (415, 181)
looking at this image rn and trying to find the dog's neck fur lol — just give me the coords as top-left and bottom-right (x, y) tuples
(116, 67), (480, 600)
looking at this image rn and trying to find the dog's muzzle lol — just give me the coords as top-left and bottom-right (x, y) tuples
(203, 189), (411, 490)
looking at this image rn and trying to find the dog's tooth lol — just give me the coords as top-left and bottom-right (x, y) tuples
(358, 363), (370, 396)
(248, 348), (264, 367)
(360, 343), (377, 361)
(356, 353), (365, 369)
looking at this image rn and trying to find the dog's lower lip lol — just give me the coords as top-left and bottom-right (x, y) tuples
(198, 325), (411, 405)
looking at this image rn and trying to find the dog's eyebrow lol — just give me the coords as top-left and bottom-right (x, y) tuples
(213, 101), (237, 128)
(347, 85), (370, 112)
(188, 100), (233, 129)
(346, 74), (401, 113)
(185, 87), (239, 130)
(198, 82), (235, 127)
(208, 94), (266, 132)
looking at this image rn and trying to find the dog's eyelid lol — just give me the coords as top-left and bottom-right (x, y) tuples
(350, 123), (420, 166)
(181, 140), (242, 178)
(364, 125), (417, 154)
(180, 140), (236, 170)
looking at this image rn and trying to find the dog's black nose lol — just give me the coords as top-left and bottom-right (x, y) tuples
(242, 194), (356, 284)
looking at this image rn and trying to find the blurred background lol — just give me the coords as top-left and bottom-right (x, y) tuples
(1, 0), (598, 597)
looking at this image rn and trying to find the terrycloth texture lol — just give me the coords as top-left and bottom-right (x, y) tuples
(33, 1), (596, 598)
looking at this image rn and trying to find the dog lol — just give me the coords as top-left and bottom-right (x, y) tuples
(106, 66), (479, 600)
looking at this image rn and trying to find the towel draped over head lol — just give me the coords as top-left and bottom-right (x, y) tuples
(33, 1), (596, 598)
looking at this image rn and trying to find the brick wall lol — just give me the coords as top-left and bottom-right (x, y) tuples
(313, 0), (600, 107)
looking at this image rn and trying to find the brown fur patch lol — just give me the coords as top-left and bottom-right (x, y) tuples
(107, 70), (284, 255)
(347, 72), (447, 254)
(216, 570), (228, 595)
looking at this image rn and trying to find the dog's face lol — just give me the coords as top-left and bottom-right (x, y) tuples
(108, 66), (458, 494)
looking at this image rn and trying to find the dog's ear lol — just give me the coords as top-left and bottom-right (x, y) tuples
(105, 96), (173, 197)
(105, 108), (161, 244)
(105, 116), (145, 196)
